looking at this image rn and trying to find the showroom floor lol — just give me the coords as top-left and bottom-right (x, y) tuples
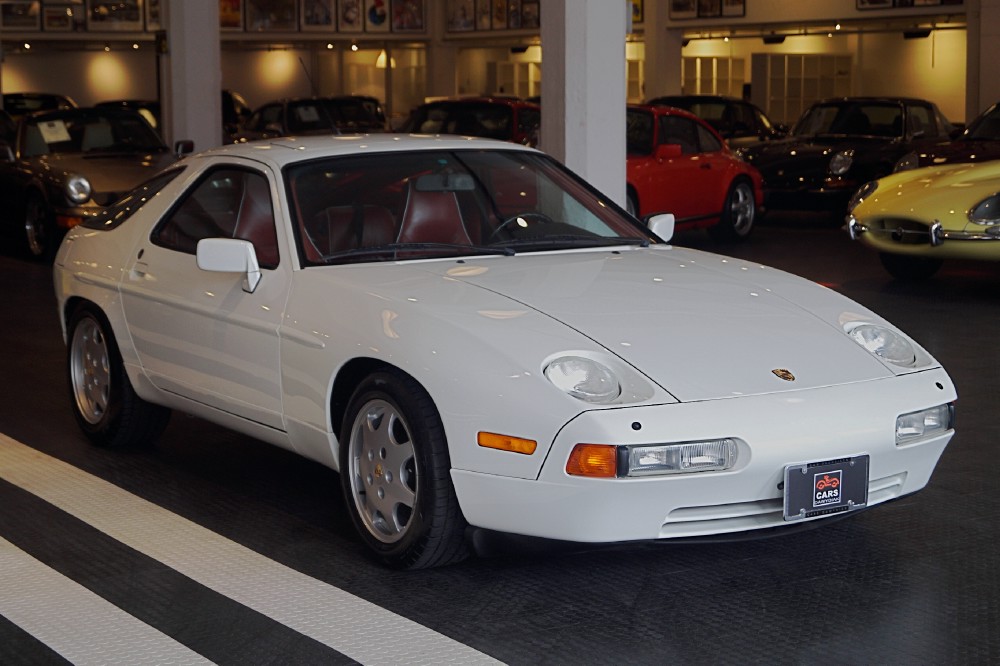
(1, 217), (997, 665)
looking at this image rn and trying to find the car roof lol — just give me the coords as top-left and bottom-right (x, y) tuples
(627, 103), (707, 122)
(810, 96), (935, 105)
(418, 97), (540, 109)
(648, 94), (747, 103)
(188, 133), (538, 168)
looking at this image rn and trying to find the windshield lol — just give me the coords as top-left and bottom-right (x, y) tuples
(793, 101), (904, 138)
(20, 110), (166, 158)
(965, 104), (1000, 140)
(626, 109), (655, 155)
(286, 149), (652, 265)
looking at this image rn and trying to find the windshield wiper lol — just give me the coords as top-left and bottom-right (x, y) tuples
(492, 235), (650, 249)
(322, 242), (516, 262)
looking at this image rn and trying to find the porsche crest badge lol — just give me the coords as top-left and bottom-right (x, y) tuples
(772, 368), (795, 381)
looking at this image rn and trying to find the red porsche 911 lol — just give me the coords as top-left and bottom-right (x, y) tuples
(626, 104), (764, 242)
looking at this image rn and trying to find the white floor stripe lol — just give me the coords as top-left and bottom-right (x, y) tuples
(0, 435), (502, 665)
(0, 536), (213, 666)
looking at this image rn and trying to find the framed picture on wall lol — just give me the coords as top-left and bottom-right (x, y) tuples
(520, 0), (538, 29)
(697, 0), (721, 17)
(391, 0), (424, 32)
(631, 0), (644, 24)
(669, 0), (697, 20)
(857, 0), (892, 8)
(146, 0), (162, 30)
(220, 0), (244, 30)
(246, 0), (297, 31)
(475, 0), (491, 30)
(2, 2), (41, 30)
(364, 0), (390, 32)
(86, 0), (143, 31)
(446, 0), (475, 31)
(301, 0), (334, 29)
(339, 0), (363, 32)
(722, 0), (745, 17)
(492, 0), (507, 29)
(42, 6), (75, 32)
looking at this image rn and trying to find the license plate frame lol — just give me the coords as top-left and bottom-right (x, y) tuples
(783, 455), (869, 522)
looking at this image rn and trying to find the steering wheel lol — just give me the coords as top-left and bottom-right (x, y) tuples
(488, 211), (556, 242)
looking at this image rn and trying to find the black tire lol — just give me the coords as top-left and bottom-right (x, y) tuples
(24, 192), (58, 261)
(708, 179), (756, 242)
(67, 306), (170, 448)
(339, 369), (469, 569)
(879, 252), (943, 280)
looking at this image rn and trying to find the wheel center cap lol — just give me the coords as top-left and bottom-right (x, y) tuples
(374, 463), (384, 479)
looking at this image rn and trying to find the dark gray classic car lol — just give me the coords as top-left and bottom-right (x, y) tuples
(894, 100), (1000, 171)
(0, 107), (184, 259)
(740, 97), (955, 217)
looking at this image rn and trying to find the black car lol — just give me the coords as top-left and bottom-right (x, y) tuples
(646, 94), (786, 149)
(233, 96), (384, 142)
(398, 97), (541, 145)
(740, 97), (955, 216)
(0, 107), (181, 259)
(895, 100), (1000, 171)
(3, 92), (77, 120)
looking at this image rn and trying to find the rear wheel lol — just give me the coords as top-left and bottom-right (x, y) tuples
(879, 252), (943, 280)
(340, 369), (468, 569)
(67, 306), (170, 448)
(708, 179), (756, 242)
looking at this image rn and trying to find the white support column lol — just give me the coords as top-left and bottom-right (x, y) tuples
(160, 0), (222, 150)
(540, 0), (627, 206)
(642, 0), (684, 100)
(967, 0), (1000, 122)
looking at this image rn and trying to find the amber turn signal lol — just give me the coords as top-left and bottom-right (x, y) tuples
(566, 443), (618, 477)
(478, 431), (537, 455)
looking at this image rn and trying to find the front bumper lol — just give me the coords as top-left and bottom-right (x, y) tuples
(452, 368), (955, 543)
(847, 214), (1000, 260)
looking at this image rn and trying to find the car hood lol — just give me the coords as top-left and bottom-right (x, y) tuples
(745, 136), (894, 169)
(33, 152), (175, 199)
(858, 161), (1000, 227)
(407, 247), (900, 402)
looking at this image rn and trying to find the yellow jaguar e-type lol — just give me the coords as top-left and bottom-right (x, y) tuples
(847, 161), (1000, 278)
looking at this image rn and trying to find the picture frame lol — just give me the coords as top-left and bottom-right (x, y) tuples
(220, 0), (244, 30)
(338, 0), (363, 32)
(42, 6), (75, 32)
(246, 0), (297, 31)
(301, 0), (334, 30)
(2, 2), (41, 31)
(492, 0), (507, 29)
(86, 0), (143, 31)
(697, 0), (721, 18)
(364, 0), (390, 32)
(475, 0), (491, 30)
(507, 0), (520, 29)
(146, 0), (161, 31)
(391, 0), (424, 32)
(520, 0), (538, 29)
(722, 0), (745, 17)
(446, 0), (475, 31)
(669, 0), (697, 20)
(856, 0), (892, 8)
(631, 0), (644, 24)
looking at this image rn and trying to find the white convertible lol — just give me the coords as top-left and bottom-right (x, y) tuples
(54, 135), (956, 568)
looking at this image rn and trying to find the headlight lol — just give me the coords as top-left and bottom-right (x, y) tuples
(565, 439), (739, 477)
(896, 404), (953, 445)
(848, 180), (878, 213)
(968, 194), (1000, 226)
(846, 323), (916, 366)
(65, 174), (92, 204)
(893, 151), (920, 173)
(544, 356), (621, 404)
(829, 150), (854, 176)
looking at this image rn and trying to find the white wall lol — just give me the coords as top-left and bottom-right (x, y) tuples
(2, 49), (158, 106)
(220, 49), (315, 109)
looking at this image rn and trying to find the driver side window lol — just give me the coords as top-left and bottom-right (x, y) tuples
(152, 168), (279, 269)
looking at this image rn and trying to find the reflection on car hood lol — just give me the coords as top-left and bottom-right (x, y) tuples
(30, 152), (175, 197)
(419, 247), (893, 402)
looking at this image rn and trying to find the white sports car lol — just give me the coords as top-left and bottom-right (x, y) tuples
(54, 135), (956, 569)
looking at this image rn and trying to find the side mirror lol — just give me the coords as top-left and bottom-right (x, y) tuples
(174, 139), (194, 157)
(654, 143), (683, 160)
(647, 213), (675, 243)
(196, 238), (261, 293)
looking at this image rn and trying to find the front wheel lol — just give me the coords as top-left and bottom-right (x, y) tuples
(24, 192), (57, 261)
(67, 306), (170, 448)
(708, 179), (756, 242)
(340, 370), (468, 569)
(879, 252), (943, 280)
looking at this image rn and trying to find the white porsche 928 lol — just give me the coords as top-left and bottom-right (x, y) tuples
(54, 135), (956, 568)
